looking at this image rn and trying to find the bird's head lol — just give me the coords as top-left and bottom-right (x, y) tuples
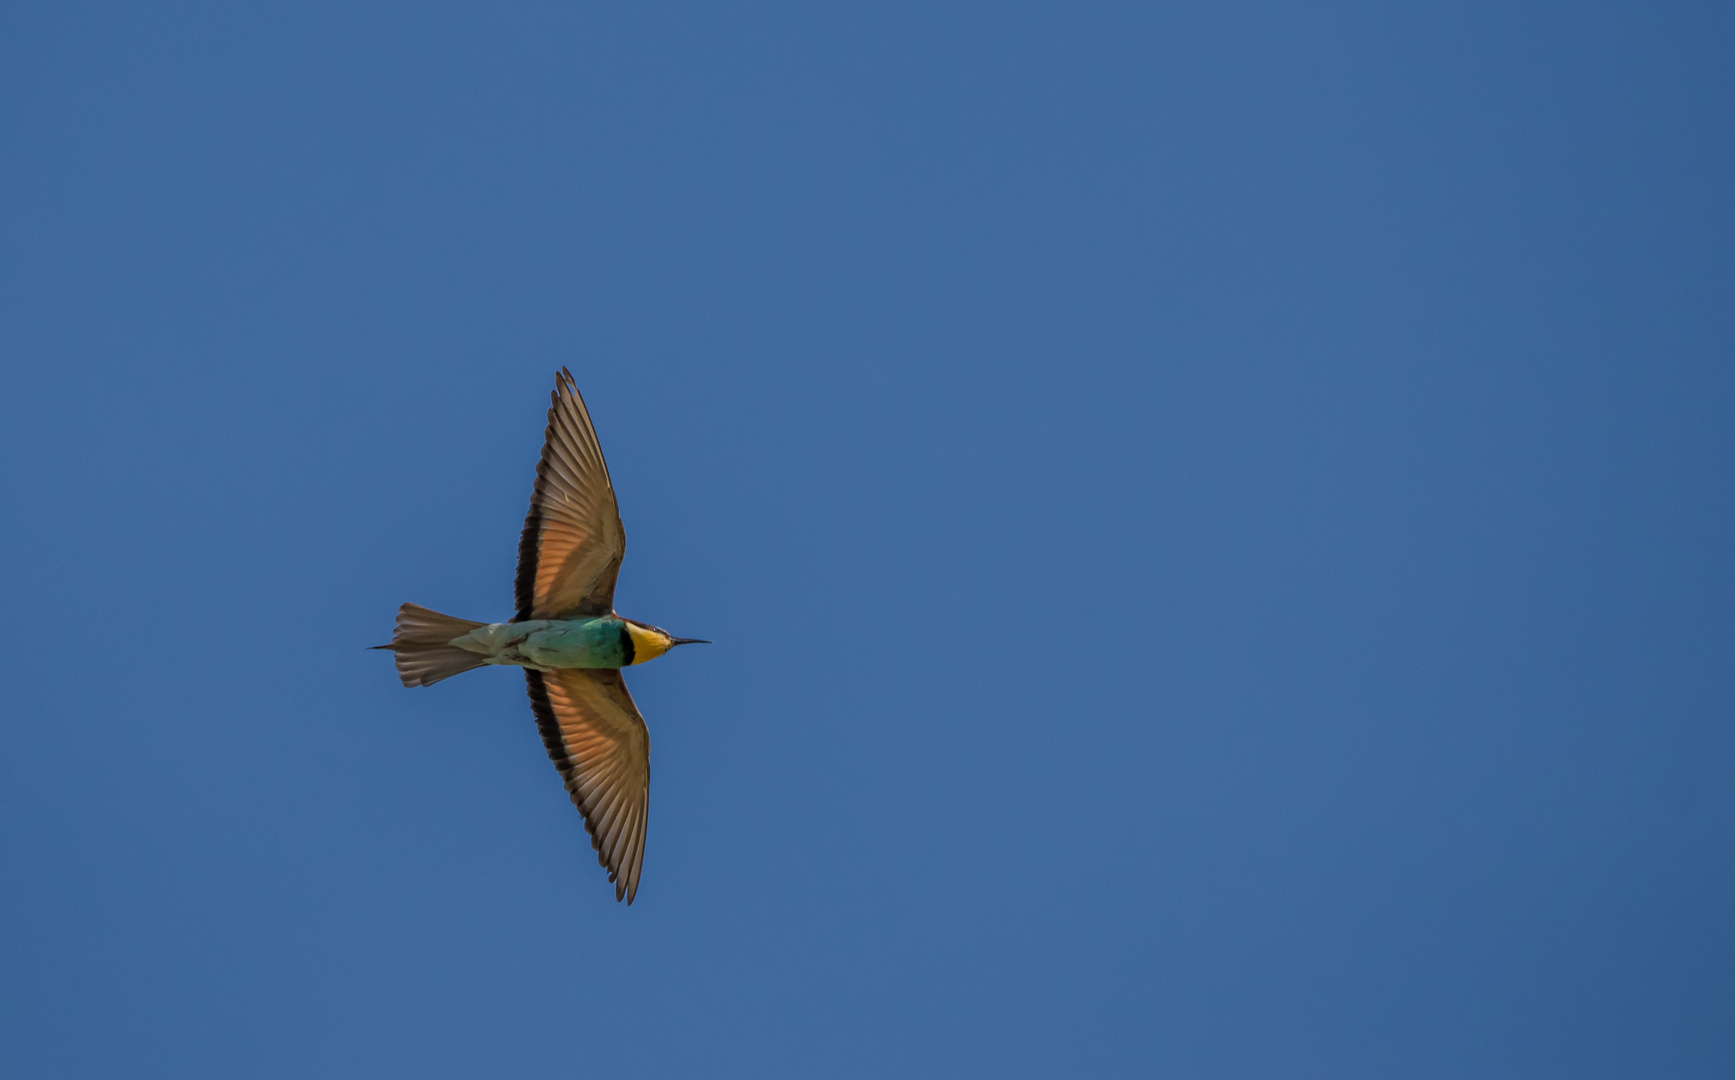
(621, 618), (710, 665)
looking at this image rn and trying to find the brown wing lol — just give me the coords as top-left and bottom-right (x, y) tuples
(524, 667), (651, 903)
(514, 369), (626, 621)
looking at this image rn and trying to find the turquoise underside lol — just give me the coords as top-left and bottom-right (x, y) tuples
(515, 616), (629, 669)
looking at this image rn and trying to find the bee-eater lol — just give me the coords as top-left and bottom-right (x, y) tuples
(376, 369), (707, 903)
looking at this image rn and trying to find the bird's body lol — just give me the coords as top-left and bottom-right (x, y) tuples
(448, 615), (679, 671)
(376, 369), (704, 904)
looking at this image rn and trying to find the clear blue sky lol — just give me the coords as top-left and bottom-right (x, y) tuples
(3, 2), (1732, 1076)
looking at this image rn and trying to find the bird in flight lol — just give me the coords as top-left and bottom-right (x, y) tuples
(376, 369), (707, 903)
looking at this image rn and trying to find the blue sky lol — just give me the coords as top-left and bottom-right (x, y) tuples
(3, 1), (1733, 1076)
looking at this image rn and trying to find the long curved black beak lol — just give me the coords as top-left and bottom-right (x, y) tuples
(668, 637), (711, 646)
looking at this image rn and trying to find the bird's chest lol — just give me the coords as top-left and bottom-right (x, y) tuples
(517, 618), (629, 669)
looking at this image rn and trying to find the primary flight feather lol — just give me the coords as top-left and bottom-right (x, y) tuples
(376, 369), (706, 903)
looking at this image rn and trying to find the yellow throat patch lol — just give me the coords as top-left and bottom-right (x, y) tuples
(623, 621), (672, 665)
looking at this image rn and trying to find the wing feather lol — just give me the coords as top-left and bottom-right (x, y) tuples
(524, 667), (651, 903)
(514, 369), (626, 621)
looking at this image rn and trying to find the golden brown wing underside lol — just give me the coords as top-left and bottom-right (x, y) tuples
(524, 667), (650, 903)
(514, 369), (626, 621)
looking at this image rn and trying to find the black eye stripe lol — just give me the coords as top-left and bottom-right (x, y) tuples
(619, 623), (635, 666)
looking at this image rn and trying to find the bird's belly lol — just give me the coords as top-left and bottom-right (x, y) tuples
(520, 622), (626, 668)
(449, 618), (626, 670)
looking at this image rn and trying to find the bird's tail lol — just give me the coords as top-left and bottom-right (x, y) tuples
(374, 602), (489, 687)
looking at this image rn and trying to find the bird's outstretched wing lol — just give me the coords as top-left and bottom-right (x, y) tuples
(515, 369), (626, 621)
(525, 668), (651, 903)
